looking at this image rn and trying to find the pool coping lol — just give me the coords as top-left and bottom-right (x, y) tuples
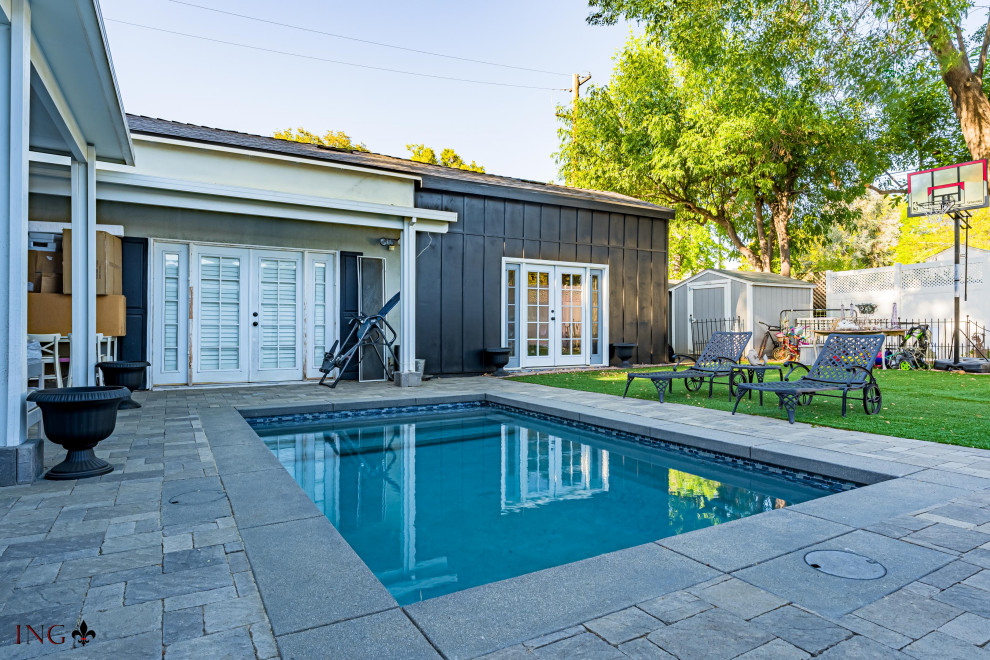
(210, 389), (975, 659)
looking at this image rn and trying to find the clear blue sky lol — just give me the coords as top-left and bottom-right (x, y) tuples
(100, 0), (637, 183)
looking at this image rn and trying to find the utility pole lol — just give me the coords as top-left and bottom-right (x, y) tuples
(571, 73), (592, 106)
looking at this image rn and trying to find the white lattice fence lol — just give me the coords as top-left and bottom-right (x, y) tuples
(827, 261), (989, 328)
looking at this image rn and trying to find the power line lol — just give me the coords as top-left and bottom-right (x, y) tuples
(106, 19), (569, 91)
(162, 0), (571, 77)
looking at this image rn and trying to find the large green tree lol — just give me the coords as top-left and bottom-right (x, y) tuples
(560, 34), (877, 276)
(406, 144), (485, 172)
(273, 127), (368, 152)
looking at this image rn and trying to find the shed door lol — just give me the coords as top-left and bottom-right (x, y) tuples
(686, 282), (729, 354)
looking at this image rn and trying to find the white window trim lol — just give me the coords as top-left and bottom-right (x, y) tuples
(500, 257), (610, 370)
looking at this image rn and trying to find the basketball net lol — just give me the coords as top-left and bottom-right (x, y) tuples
(916, 197), (960, 226)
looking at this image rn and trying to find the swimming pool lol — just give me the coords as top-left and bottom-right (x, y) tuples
(252, 402), (853, 606)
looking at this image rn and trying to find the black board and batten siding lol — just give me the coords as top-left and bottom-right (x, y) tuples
(414, 189), (670, 375)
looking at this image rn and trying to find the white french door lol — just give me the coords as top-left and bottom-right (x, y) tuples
(510, 260), (606, 370)
(556, 267), (586, 366)
(192, 245), (251, 383)
(522, 265), (555, 367)
(251, 251), (303, 382)
(155, 242), (332, 386)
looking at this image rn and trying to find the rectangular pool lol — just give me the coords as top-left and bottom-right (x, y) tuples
(252, 403), (852, 606)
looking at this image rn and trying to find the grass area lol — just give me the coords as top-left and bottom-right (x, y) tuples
(509, 367), (990, 449)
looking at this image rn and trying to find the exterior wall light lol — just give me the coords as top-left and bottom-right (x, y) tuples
(379, 238), (398, 251)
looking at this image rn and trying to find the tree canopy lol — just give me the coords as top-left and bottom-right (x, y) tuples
(406, 144), (485, 172)
(562, 0), (966, 278)
(273, 127), (368, 152)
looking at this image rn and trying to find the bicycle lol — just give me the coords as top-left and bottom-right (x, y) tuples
(776, 326), (809, 363)
(756, 322), (785, 361)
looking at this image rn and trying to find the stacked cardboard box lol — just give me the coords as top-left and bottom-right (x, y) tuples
(27, 232), (63, 294)
(27, 229), (126, 336)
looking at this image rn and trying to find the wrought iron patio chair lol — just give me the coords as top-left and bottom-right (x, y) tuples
(319, 292), (400, 389)
(731, 333), (884, 424)
(623, 331), (752, 403)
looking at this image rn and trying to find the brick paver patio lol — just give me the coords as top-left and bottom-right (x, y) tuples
(0, 377), (989, 658)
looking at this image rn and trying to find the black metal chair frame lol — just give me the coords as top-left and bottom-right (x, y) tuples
(623, 331), (752, 403)
(319, 293), (400, 389)
(732, 333), (885, 424)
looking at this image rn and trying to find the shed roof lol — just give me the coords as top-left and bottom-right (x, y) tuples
(670, 269), (816, 290)
(126, 115), (674, 219)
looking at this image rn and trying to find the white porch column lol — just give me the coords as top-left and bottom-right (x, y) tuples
(0, 0), (31, 447)
(70, 145), (97, 386)
(397, 218), (418, 384)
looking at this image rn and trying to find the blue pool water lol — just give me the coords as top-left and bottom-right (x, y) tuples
(253, 404), (849, 605)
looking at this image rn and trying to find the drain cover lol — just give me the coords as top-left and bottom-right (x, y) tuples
(168, 489), (226, 505)
(804, 550), (886, 580)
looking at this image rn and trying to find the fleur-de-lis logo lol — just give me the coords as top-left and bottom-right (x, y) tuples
(71, 620), (96, 646)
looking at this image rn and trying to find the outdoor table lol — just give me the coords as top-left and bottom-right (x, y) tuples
(729, 363), (785, 405)
(812, 329), (906, 369)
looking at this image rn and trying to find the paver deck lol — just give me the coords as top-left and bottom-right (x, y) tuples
(0, 376), (989, 658)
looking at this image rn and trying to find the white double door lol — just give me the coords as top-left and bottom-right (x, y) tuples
(153, 242), (334, 385)
(521, 264), (587, 368)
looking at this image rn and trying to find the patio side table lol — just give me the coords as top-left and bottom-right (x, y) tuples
(730, 364), (785, 405)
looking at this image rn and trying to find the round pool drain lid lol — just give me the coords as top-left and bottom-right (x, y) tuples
(168, 489), (226, 505)
(804, 550), (886, 580)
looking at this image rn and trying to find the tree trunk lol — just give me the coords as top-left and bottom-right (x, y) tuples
(754, 200), (771, 272)
(929, 26), (990, 161)
(715, 216), (763, 271)
(769, 195), (793, 277)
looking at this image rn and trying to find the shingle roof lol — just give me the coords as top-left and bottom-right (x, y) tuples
(126, 115), (674, 218)
(671, 269), (816, 288)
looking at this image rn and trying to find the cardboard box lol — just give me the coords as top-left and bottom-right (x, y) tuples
(28, 250), (62, 275)
(27, 293), (127, 336)
(28, 232), (61, 252)
(62, 229), (122, 295)
(38, 274), (61, 294)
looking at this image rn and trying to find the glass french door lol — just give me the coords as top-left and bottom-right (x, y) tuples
(520, 265), (589, 368)
(192, 245), (250, 382)
(251, 251), (303, 381)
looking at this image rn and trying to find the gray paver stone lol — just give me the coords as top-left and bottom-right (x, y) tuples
(84, 582), (125, 612)
(902, 630), (990, 659)
(522, 626), (585, 649)
(531, 632), (623, 660)
(476, 645), (535, 659)
(751, 605), (851, 654)
(904, 524), (990, 554)
(961, 568), (990, 592)
(919, 560), (981, 589)
(163, 545), (225, 574)
(734, 639), (810, 660)
(163, 607), (204, 645)
(249, 623), (278, 659)
(935, 583), (990, 618)
(585, 607), (663, 645)
(833, 614), (912, 650)
(854, 589), (962, 638)
(646, 609), (774, 660)
(616, 637), (675, 659)
(696, 578), (788, 619)
(203, 594), (267, 633)
(637, 591), (711, 624)
(124, 564), (232, 605)
(927, 504), (990, 526)
(164, 626), (256, 660)
(82, 600), (163, 642)
(816, 635), (910, 659)
(938, 612), (990, 646)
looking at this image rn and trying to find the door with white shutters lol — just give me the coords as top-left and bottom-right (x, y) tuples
(191, 245), (250, 383)
(250, 250), (303, 381)
(152, 243), (189, 385)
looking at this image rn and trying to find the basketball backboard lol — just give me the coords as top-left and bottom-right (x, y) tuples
(907, 159), (989, 217)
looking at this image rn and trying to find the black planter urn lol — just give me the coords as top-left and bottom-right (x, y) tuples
(26, 386), (130, 480)
(96, 361), (150, 409)
(484, 347), (512, 377)
(612, 342), (637, 368)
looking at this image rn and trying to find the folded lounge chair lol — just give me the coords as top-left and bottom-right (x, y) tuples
(732, 333), (884, 424)
(623, 331), (752, 403)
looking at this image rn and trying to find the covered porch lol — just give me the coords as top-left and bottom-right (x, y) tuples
(1, 0), (133, 483)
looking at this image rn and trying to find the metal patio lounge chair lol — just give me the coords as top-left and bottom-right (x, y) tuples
(731, 333), (884, 424)
(623, 331), (752, 403)
(319, 292), (400, 389)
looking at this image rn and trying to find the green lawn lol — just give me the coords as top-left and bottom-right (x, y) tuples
(509, 367), (990, 449)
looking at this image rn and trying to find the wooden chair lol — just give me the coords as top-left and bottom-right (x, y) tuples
(27, 333), (64, 388)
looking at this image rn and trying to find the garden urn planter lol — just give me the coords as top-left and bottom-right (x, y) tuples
(484, 347), (511, 377)
(96, 361), (150, 409)
(26, 386), (130, 480)
(612, 343), (637, 368)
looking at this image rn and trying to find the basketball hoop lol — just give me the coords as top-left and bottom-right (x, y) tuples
(915, 197), (960, 226)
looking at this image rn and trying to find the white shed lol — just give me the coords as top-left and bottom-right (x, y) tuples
(669, 269), (816, 355)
